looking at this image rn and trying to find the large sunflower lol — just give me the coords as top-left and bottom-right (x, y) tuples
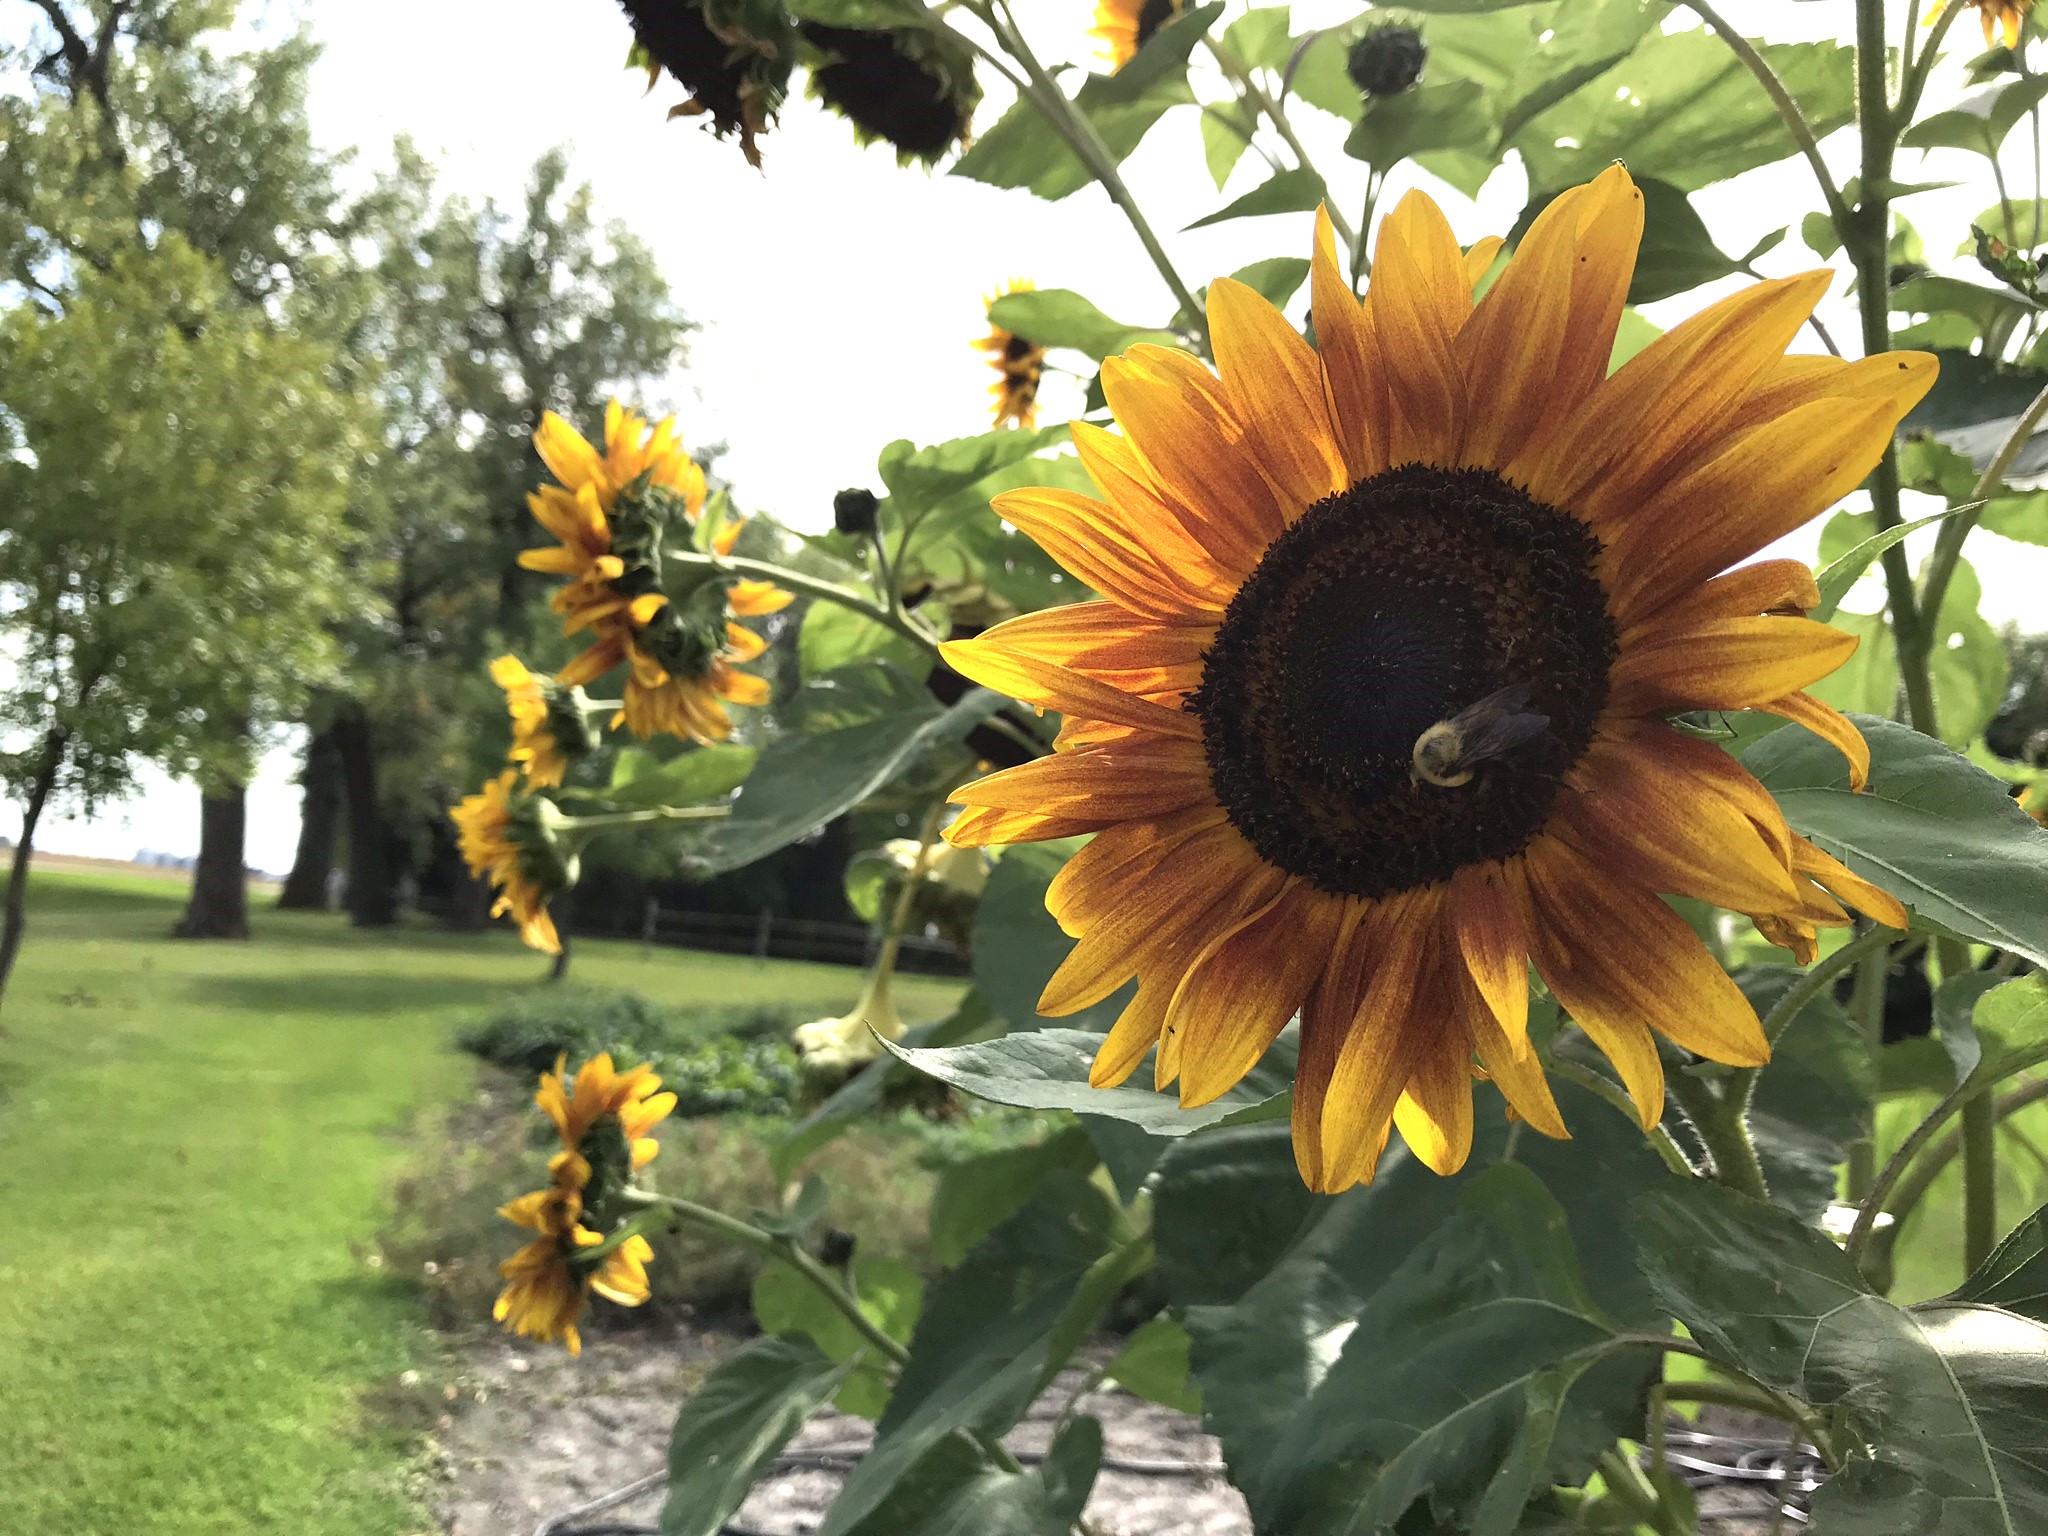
(941, 167), (1931, 1192)
(492, 1180), (655, 1354)
(975, 281), (1046, 430)
(1092, 0), (1184, 69)
(519, 404), (790, 744)
(451, 770), (570, 955)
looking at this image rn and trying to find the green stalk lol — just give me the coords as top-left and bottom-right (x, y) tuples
(1545, 1054), (1696, 1176)
(664, 547), (943, 659)
(1962, 1090), (2001, 1268)
(1667, 1066), (1771, 1200)
(562, 805), (730, 835)
(1206, 37), (1361, 256)
(1845, 941), (1893, 1202)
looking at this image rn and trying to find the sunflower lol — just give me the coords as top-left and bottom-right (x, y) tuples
(536, 1052), (677, 1212)
(519, 404), (789, 744)
(976, 281), (1046, 430)
(451, 770), (571, 954)
(1092, 0), (1184, 69)
(617, 0), (795, 167)
(940, 167), (1932, 1193)
(1929, 0), (2031, 47)
(491, 655), (594, 787)
(802, 22), (978, 164)
(492, 1181), (656, 1354)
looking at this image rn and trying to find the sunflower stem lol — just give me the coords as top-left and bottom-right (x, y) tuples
(1725, 924), (1899, 1139)
(977, 0), (1209, 343)
(663, 548), (943, 660)
(1682, 0), (1855, 237)
(561, 806), (730, 833)
(1667, 1064), (1770, 1201)
(1206, 37), (1361, 259)
(1845, 939), (1894, 1202)
(1545, 1053), (1697, 1176)
(1866, 1077), (2048, 1273)
(1919, 378), (2048, 630)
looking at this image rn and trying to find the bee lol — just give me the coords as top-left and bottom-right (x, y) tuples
(1410, 683), (1553, 789)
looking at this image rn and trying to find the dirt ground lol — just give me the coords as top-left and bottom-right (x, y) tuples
(428, 1322), (1799, 1536)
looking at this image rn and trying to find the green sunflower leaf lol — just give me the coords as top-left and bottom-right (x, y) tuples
(1739, 967), (1871, 1222)
(1812, 507), (1966, 622)
(983, 288), (1174, 361)
(1632, 1180), (2048, 1536)
(877, 425), (1071, 522)
(835, 1415), (1104, 1536)
(1901, 74), (2048, 158)
(798, 601), (930, 683)
(1227, 255), (1312, 309)
(1744, 714), (2048, 967)
(1184, 164), (1328, 230)
(883, 1026), (1294, 1134)
(927, 1123), (1100, 1268)
(752, 1255), (924, 1420)
(594, 743), (758, 808)
(818, 1173), (1143, 1535)
(659, 1334), (858, 1536)
(1949, 1203), (2048, 1318)
(1104, 1312), (1202, 1413)
(1345, 78), (1490, 168)
(973, 843), (1130, 1036)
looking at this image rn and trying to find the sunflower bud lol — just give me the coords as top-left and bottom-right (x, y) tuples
(834, 487), (881, 537)
(1347, 25), (1426, 97)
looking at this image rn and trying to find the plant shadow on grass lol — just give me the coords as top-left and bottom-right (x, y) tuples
(196, 969), (509, 1016)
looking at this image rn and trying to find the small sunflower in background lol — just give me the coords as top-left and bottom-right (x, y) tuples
(941, 166), (1932, 1193)
(1930, 0), (2032, 47)
(450, 770), (573, 954)
(490, 655), (595, 787)
(976, 281), (1046, 430)
(519, 404), (789, 745)
(802, 21), (979, 164)
(1092, 0), (1184, 69)
(493, 1053), (672, 1352)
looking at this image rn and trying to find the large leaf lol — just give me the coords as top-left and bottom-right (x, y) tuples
(1740, 967), (1872, 1221)
(601, 743), (757, 809)
(884, 1026), (1294, 1135)
(1190, 1165), (1629, 1536)
(927, 1123), (1100, 1267)
(660, 1335), (856, 1536)
(1164, 1083), (1675, 1534)
(1633, 1181), (2048, 1536)
(1743, 714), (2048, 967)
(839, 1415), (1103, 1536)
(1185, 165), (1327, 229)
(798, 601), (929, 683)
(682, 667), (1002, 877)
(983, 288), (1174, 361)
(818, 1173), (1146, 1534)
(1516, 30), (1856, 193)
(1929, 559), (2010, 748)
(1104, 1313), (1202, 1413)
(877, 426), (1071, 524)
(1345, 79), (1490, 167)
(972, 842), (1130, 1035)
(1901, 351), (2048, 488)
(1491, 0), (1666, 146)
(1901, 75), (2048, 158)
(1950, 1205), (2048, 1317)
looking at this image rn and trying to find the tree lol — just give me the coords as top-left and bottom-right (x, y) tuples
(0, 236), (360, 997)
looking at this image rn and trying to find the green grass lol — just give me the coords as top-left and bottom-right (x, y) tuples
(0, 866), (962, 1534)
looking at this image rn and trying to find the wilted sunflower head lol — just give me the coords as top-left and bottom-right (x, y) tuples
(940, 166), (1934, 1192)
(975, 280), (1046, 430)
(1092, 0), (1184, 69)
(801, 22), (979, 164)
(535, 1052), (677, 1214)
(618, 0), (796, 166)
(450, 770), (576, 954)
(492, 1183), (655, 1354)
(1929, 0), (2033, 47)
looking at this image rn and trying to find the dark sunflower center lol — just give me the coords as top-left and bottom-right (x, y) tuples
(1003, 333), (1037, 364)
(1189, 465), (1616, 898)
(1136, 0), (1179, 48)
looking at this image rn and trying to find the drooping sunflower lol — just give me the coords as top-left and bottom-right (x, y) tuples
(451, 770), (572, 955)
(1092, 0), (1184, 69)
(941, 166), (1932, 1192)
(491, 655), (594, 788)
(1929, 0), (2032, 47)
(492, 1181), (655, 1355)
(976, 281), (1046, 430)
(801, 22), (979, 164)
(617, 0), (796, 167)
(536, 1051), (677, 1210)
(519, 404), (790, 745)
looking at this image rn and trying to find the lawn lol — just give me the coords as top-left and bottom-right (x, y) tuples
(0, 866), (961, 1535)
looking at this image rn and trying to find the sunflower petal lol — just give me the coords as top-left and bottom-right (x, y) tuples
(939, 638), (1203, 739)
(1370, 192), (1468, 465)
(1208, 277), (1347, 515)
(1608, 615), (1860, 714)
(1392, 1026), (1477, 1177)
(993, 486), (1235, 618)
(1313, 204), (1388, 482)
(1449, 861), (1530, 1051)
(1755, 692), (1870, 791)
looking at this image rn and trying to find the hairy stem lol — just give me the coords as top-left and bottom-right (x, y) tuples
(1207, 37), (1360, 256)
(1920, 380), (2048, 627)
(1545, 1054), (1697, 1176)
(1846, 941), (1893, 1202)
(1668, 1066), (1771, 1200)
(665, 548), (943, 659)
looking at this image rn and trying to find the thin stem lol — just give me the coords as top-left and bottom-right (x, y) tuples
(665, 548), (943, 659)
(979, 0), (1206, 335)
(566, 805), (730, 833)
(1350, 169), (1383, 288)
(1853, 0), (1942, 738)
(1547, 1054), (1697, 1176)
(1880, 1077), (2048, 1229)
(1845, 941), (1893, 1202)
(1848, 1037), (2048, 1255)
(870, 799), (946, 996)
(620, 1187), (912, 1366)
(1899, 1), (1967, 129)
(1683, 0), (1856, 236)
(1207, 37), (1360, 256)
(1662, 1379), (1813, 1423)
(1963, 1091), (2002, 1267)
(1728, 925), (1900, 1136)
(1919, 380), (2048, 628)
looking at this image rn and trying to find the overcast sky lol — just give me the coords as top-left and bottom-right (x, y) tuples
(11, 0), (2047, 870)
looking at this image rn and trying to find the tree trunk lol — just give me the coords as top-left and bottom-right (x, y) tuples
(276, 725), (343, 910)
(175, 787), (251, 939)
(0, 727), (70, 1010)
(332, 705), (395, 927)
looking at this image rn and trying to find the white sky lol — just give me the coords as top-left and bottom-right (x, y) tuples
(11, 0), (2048, 871)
